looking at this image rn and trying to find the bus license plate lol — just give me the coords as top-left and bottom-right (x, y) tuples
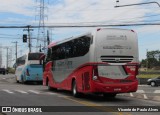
(114, 88), (121, 91)
(36, 77), (39, 80)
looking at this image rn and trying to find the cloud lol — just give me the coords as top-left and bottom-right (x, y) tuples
(47, 0), (150, 24)
(0, 0), (35, 16)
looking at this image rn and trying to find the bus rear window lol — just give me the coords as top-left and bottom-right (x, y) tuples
(28, 53), (44, 60)
(97, 66), (128, 79)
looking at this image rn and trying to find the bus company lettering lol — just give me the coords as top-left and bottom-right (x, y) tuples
(56, 61), (73, 68)
(103, 45), (131, 50)
(107, 35), (127, 40)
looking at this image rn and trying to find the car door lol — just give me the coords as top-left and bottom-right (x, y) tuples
(157, 77), (160, 85)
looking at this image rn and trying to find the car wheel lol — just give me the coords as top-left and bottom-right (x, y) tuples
(151, 81), (156, 87)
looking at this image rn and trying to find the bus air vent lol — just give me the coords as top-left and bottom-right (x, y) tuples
(100, 56), (134, 63)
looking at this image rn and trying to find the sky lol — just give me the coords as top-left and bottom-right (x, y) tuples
(0, 0), (160, 67)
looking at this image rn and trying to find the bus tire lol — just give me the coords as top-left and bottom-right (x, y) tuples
(103, 93), (116, 98)
(16, 80), (19, 83)
(21, 76), (26, 84)
(72, 80), (80, 97)
(47, 81), (57, 91)
(48, 83), (52, 91)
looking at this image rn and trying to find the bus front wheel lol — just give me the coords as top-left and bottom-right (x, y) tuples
(72, 80), (80, 97)
(47, 81), (57, 91)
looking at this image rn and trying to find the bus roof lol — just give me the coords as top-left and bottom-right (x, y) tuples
(47, 28), (135, 48)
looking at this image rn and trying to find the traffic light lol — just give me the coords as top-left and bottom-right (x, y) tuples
(23, 34), (27, 42)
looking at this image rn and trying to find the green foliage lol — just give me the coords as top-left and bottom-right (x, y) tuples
(140, 50), (160, 68)
(7, 67), (15, 74)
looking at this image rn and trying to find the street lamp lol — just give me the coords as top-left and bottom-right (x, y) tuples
(115, 1), (160, 8)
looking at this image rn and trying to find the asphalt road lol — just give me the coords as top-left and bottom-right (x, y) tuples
(0, 74), (160, 115)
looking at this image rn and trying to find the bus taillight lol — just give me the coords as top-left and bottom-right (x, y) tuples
(93, 76), (98, 80)
(26, 68), (30, 76)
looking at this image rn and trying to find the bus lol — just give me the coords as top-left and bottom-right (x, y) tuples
(41, 28), (139, 97)
(15, 52), (44, 84)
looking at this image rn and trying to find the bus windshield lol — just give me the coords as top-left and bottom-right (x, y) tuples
(28, 53), (44, 60)
(97, 65), (128, 79)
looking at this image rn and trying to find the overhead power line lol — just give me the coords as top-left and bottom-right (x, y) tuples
(0, 23), (160, 28)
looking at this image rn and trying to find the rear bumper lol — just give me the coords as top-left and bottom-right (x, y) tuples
(25, 75), (43, 81)
(89, 80), (138, 94)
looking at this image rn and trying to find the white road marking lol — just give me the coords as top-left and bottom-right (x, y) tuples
(15, 90), (28, 94)
(154, 90), (160, 93)
(138, 85), (148, 87)
(58, 95), (70, 98)
(136, 90), (145, 93)
(2, 89), (14, 94)
(143, 94), (148, 99)
(46, 92), (57, 95)
(28, 90), (40, 94)
(2, 78), (6, 79)
(130, 93), (134, 97)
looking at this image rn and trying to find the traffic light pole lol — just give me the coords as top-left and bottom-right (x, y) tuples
(23, 25), (33, 53)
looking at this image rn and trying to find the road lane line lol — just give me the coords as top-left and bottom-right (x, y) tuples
(2, 89), (14, 94)
(63, 96), (131, 115)
(15, 90), (28, 94)
(45, 92), (57, 95)
(28, 90), (40, 94)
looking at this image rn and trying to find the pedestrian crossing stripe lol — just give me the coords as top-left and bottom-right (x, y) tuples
(15, 90), (28, 94)
(2, 89), (14, 94)
(154, 90), (160, 93)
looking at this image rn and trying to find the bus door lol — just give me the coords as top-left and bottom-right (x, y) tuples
(77, 66), (92, 91)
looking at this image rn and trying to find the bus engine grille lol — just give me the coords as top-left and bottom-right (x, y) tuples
(100, 56), (134, 63)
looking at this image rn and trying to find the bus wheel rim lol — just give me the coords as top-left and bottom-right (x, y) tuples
(73, 84), (76, 95)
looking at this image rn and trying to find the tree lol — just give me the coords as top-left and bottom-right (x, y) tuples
(146, 50), (160, 68)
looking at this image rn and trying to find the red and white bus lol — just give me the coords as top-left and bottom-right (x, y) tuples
(41, 28), (139, 97)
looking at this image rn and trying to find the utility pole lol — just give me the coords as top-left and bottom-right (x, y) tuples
(23, 25), (33, 53)
(0, 44), (2, 67)
(12, 41), (18, 68)
(6, 47), (8, 69)
(146, 49), (148, 70)
(47, 30), (50, 45)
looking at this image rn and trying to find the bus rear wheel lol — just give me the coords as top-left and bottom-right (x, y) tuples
(72, 80), (80, 97)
